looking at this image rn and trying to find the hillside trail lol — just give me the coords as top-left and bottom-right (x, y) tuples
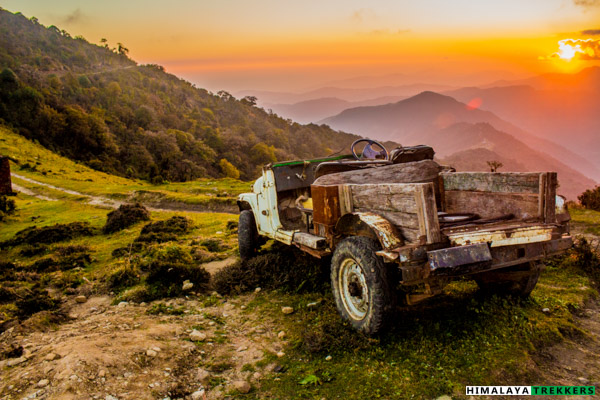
(10, 173), (236, 214)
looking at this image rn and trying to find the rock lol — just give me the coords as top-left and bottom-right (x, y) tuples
(117, 301), (128, 307)
(307, 301), (320, 308)
(233, 380), (251, 394)
(146, 349), (158, 357)
(98, 369), (106, 378)
(69, 374), (79, 381)
(152, 346), (161, 352)
(208, 321), (216, 326)
(254, 287), (261, 293)
(237, 345), (248, 352)
(253, 372), (261, 380)
(196, 368), (210, 384)
(325, 355), (332, 361)
(281, 307), (294, 315)
(272, 364), (285, 373)
(277, 331), (286, 339)
(45, 353), (58, 361)
(182, 280), (194, 291)
(75, 295), (87, 303)
(7, 357), (26, 367)
(37, 379), (49, 388)
(190, 330), (207, 342)
(191, 389), (205, 400)
(105, 396), (118, 400)
(276, 351), (285, 358)
(435, 396), (452, 400)
(240, 305), (247, 310)
(542, 308), (550, 313)
(577, 377), (589, 383)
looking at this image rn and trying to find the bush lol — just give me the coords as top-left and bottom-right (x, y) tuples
(106, 265), (141, 291)
(135, 216), (191, 243)
(578, 186), (600, 211)
(14, 287), (58, 319)
(0, 195), (16, 221)
(213, 243), (328, 295)
(103, 203), (150, 234)
(3, 222), (95, 247)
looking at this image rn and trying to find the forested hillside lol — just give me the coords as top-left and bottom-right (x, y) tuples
(0, 9), (367, 182)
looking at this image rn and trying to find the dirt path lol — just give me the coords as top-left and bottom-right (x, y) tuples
(0, 292), (288, 400)
(10, 173), (237, 215)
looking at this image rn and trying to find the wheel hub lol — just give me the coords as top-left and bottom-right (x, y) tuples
(339, 258), (369, 320)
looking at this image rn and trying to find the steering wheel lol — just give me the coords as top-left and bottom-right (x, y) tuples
(351, 139), (389, 160)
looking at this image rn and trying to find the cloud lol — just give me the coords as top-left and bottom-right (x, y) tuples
(581, 28), (600, 35)
(541, 38), (600, 60)
(350, 8), (377, 24)
(367, 28), (411, 36)
(573, 0), (600, 8)
(62, 9), (85, 25)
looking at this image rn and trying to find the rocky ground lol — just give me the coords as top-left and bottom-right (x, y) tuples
(0, 289), (295, 400)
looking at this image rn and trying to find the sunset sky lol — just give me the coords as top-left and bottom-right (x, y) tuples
(3, 0), (600, 91)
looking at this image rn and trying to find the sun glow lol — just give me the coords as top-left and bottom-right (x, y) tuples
(557, 39), (585, 61)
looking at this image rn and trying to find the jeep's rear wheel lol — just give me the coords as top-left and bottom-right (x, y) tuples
(238, 210), (259, 260)
(331, 236), (394, 335)
(474, 261), (542, 298)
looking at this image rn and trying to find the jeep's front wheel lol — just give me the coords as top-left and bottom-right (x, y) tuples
(331, 236), (394, 335)
(238, 210), (259, 260)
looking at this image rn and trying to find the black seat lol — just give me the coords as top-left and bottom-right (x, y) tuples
(314, 160), (391, 179)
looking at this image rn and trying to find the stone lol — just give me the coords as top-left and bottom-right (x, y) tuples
(233, 380), (251, 394)
(253, 372), (261, 380)
(105, 396), (118, 400)
(196, 368), (210, 384)
(7, 357), (26, 367)
(240, 305), (247, 310)
(151, 346), (161, 352)
(237, 346), (248, 352)
(98, 370), (107, 378)
(37, 379), (49, 388)
(191, 389), (205, 400)
(45, 353), (58, 361)
(542, 308), (550, 313)
(325, 355), (332, 361)
(117, 301), (128, 307)
(307, 301), (320, 308)
(276, 351), (285, 358)
(435, 396), (452, 400)
(277, 331), (286, 339)
(182, 280), (194, 291)
(190, 330), (207, 342)
(254, 287), (261, 293)
(75, 295), (87, 303)
(146, 349), (158, 357)
(281, 307), (294, 315)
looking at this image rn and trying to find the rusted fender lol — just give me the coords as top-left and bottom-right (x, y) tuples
(335, 212), (404, 250)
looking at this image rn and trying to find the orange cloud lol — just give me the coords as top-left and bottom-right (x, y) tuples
(542, 38), (600, 60)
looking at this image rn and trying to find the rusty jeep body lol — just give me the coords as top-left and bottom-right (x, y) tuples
(237, 140), (572, 334)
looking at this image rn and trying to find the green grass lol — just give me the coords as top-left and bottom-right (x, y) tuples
(253, 249), (598, 399)
(571, 208), (600, 236)
(0, 126), (249, 208)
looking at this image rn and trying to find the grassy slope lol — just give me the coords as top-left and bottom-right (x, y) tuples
(0, 126), (249, 208)
(1, 132), (599, 398)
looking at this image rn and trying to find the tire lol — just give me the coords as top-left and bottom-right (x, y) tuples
(474, 262), (542, 298)
(238, 210), (259, 260)
(330, 236), (395, 335)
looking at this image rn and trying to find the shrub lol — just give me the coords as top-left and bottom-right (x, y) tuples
(135, 216), (191, 243)
(103, 203), (150, 234)
(3, 222), (95, 247)
(0, 195), (16, 221)
(578, 186), (600, 211)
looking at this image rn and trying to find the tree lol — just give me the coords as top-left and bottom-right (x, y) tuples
(117, 42), (129, 56)
(487, 160), (503, 172)
(241, 95), (257, 106)
(219, 159), (240, 179)
(578, 186), (600, 211)
(100, 38), (108, 48)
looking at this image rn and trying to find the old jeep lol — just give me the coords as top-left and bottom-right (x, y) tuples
(237, 139), (572, 334)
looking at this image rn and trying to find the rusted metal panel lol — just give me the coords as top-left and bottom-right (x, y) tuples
(292, 232), (327, 249)
(311, 184), (341, 227)
(427, 243), (492, 274)
(336, 212), (404, 250)
(444, 223), (555, 247)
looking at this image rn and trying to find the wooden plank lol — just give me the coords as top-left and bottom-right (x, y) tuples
(338, 184), (354, 216)
(544, 172), (557, 223)
(442, 172), (541, 194)
(445, 191), (540, 220)
(538, 173), (546, 219)
(353, 208), (420, 229)
(421, 183), (442, 243)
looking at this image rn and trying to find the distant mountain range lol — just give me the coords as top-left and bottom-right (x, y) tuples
(320, 91), (596, 199)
